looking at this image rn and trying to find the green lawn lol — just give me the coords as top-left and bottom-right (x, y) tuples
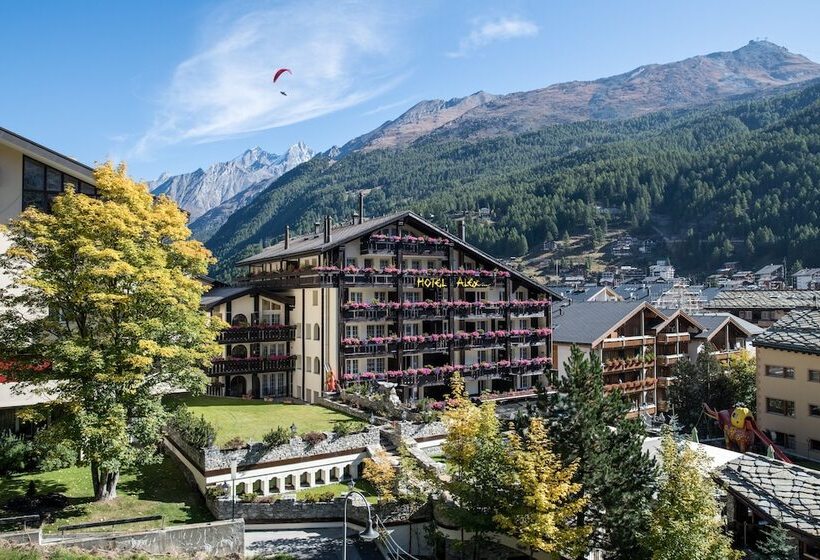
(167, 395), (361, 446)
(295, 480), (378, 504)
(0, 457), (211, 533)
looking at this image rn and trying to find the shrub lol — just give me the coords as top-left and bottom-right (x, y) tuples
(205, 485), (227, 500)
(363, 449), (396, 501)
(300, 431), (327, 447)
(263, 426), (291, 448)
(33, 434), (76, 471)
(0, 431), (36, 476)
(301, 493), (319, 503)
(221, 436), (248, 451)
(318, 490), (336, 502)
(168, 406), (217, 449)
(240, 492), (257, 503)
(333, 421), (367, 437)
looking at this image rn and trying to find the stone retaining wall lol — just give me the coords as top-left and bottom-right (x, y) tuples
(208, 495), (423, 524)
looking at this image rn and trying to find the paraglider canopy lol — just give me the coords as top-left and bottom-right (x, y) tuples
(273, 68), (291, 83)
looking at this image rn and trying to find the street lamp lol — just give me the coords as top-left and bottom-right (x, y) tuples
(230, 460), (238, 521)
(342, 487), (379, 560)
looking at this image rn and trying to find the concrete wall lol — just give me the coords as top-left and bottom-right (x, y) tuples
(756, 345), (820, 459)
(0, 141), (23, 225)
(43, 520), (244, 557)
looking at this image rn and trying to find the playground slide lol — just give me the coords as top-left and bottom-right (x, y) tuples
(746, 418), (793, 463)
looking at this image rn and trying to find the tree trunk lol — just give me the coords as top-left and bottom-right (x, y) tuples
(91, 462), (120, 501)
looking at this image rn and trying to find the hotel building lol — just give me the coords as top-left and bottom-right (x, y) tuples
(202, 205), (560, 403)
(0, 126), (97, 432)
(753, 308), (820, 460)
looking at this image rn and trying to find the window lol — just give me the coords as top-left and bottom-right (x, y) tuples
(305, 325), (311, 340)
(765, 366), (795, 379)
(403, 323), (420, 336)
(404, 291), (421, 302)
(314, 357), (320, 374)
(314, 324), (320, 340)
(363, 259), (373, 268)
(345, 325), (359, 338)
(761, 310), (772, 321)
(366, 324), (386, 338)
(366, 358), (385, 373)
(349, 292), (363, 303)
(345, 359), (360, 374)
(312, 290), (319, 306)
(306, 358), (312, 373)
(811, 439), (820, 452)
(810, 404), (820, 417)
(516, 291), (526, 301)
(766, 398), (795, 417)
(770, 431), (795, 450)
(22, 156), (96, 212)
(346, 258), (357, 267)
(477, 350), (488, 362)
(379, 259), (390, 269)
(810, 370), (820, 383)
(740, 310), (753, 321)
(372, 291), (388, 303)
(411, 260), (422, 270)
(404, 355), (421, 369)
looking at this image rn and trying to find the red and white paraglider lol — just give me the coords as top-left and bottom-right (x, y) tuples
(273, 68), (291, 96)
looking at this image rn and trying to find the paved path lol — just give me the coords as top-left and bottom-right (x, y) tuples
(244, 527), (383, 559)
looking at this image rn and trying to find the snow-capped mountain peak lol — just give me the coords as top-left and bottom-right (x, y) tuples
(150, 143), (314, 221)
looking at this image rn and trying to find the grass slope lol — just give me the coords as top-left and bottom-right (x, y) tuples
(169, 395), (360, 446)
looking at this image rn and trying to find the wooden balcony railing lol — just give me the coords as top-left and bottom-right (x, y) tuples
(217, 325), (296, 344)
(656, 332), (690, 344)
(209, 356), (296, 375)
(601, 335), (655, 349)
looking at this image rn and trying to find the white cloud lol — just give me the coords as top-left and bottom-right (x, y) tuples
(448, 16), (539, 58)
(132, 1), (406, 158)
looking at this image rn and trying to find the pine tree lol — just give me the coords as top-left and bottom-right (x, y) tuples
(753, 523), (797, 560)
(0, 163), (222, 500)
(646, 429), (741, 560)
(495, 419), (589, 558)
(539, 345), (657, 559)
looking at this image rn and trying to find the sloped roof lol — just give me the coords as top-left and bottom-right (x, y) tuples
(753, 308), (820, 355)
(200, 286), (294, 310)
(0, 126), (94, 180)
(236, 211), (561, 299)
(706, 290), (820, 310)
(794, 268), (820, 277)
(715, 454), (820, 538)
(689, 313), (764, 340)
(552, 301), (655, 345)
(755, 264), (783, 276)
(613, 282), (674, 302)
(549, 285), (622, 303)
(653, 308), (704, 334)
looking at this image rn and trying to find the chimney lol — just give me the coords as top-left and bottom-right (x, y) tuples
(458, 219), (466, 241)
(314, 221), (321, 235)
(324, 216), (332, 244)
(358, 192), (364, 224)
(284, 226), (290, 250)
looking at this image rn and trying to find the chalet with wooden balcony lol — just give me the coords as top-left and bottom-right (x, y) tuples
(231, 199), (561, 404)
(201, 285), (296, 399)
(688, 313), (763, 362)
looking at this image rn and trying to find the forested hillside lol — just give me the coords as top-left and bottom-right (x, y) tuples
(206, 80), (820, 278)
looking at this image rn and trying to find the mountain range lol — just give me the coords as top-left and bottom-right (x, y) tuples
(149, 142), (314, 228)
(150, 40), (820, 278)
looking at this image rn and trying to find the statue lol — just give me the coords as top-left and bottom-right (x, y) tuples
(702, 403), (791, 463)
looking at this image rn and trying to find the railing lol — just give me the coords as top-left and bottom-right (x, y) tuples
(657, 354), (686, 367)
(341, 301), (548, 322)
(710, 349), (741, 361)
(343, 359), (552, 387)
(602, 359), (653, 372)
(360, 237), (450, 257)
(209, 356), (296, 375)
(341, 331), (551, 355)
(217, 325), (296, 344)
(601, 335), (654, 349)
(605, 377), (657, 394)
(656, 332), (690, 343)
(238, 270), (330, 288)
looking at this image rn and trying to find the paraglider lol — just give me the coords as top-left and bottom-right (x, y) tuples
(273, 68), (291, 95)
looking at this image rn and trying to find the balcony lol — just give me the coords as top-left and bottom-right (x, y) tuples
(360, 235), (451, 257)
(209, 356), (296, 376)
(602, 357), (654, 373)
(341, 329), (552, 356)
(340, 300), (550, 322)
(657, 353), (687, 367)
(710, 349), (741, 361)
(217, 325), (296, 344)
(605, 377), (657, 394)
(237, 270), (331, 288)
(656, 332), (690, 344)
(601, 335), (654, 349)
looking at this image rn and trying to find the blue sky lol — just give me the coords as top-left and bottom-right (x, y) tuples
(1, 0), (819, 180)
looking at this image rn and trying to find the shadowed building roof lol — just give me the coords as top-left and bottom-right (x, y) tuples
(688, 313), (764, 340)
(552, 301), (651, 345)
(714, 454), (820, 539)
(753, 308), (820, 356)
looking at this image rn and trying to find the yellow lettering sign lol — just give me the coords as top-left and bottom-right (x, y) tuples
(416, 277), (447, 289)
(456, 277), (490, 288)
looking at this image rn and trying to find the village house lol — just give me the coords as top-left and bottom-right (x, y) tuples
(705, 289), (820, 327)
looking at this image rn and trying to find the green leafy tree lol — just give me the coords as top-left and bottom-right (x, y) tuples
(539, 345), (656, 560)
(645, 429), (741, 560)
(726, 351), (757, 412)
(753, 523), (797, 560)
(0, 163), (222, 500)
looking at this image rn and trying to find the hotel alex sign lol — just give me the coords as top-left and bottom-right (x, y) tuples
(416, 276), (491, 289)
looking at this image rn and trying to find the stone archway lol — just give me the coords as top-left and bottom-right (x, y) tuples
(232, 313), (249, 327)
(229, 376), (247, 397)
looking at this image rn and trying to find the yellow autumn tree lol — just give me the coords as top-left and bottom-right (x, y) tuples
(495, 419), (590, 558)
(0, 163), (222, 500)
(362, 449), (396, 501)
(441, 372), (483, 470)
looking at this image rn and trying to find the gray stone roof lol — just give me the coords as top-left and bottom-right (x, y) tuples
(706, 290), (820, 310)
(613, 282), (674, 302)
(755, 264), (784, 276)
(715, 454), (820, 538)
(689, 313), (764, 340)
(794, 268), (820, 277)
(552, 301), (650, 345)
(549, 285), (620, 303)
(200, 286), (294, 310)
(753, 308), (820, 355)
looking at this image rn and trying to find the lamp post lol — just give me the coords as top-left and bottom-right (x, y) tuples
(230, 460), (238, 521)
(342, 485), (379, 560)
